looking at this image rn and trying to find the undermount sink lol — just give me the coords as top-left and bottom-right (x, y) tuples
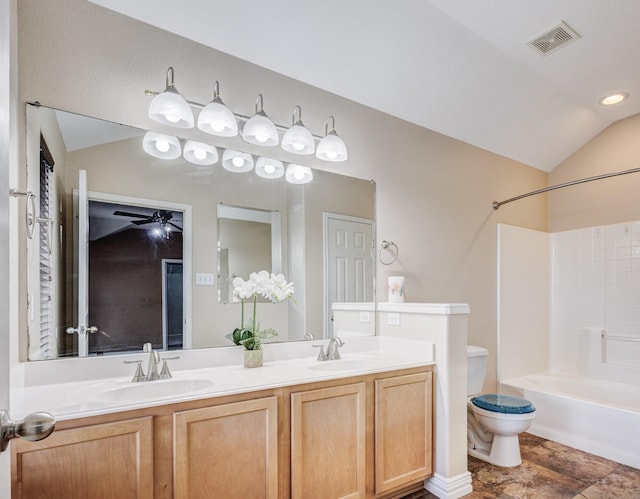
(308, 359), (377, 372)
(95, 378), (214, 402)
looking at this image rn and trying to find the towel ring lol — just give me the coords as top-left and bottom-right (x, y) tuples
(379, 240), (399, 265)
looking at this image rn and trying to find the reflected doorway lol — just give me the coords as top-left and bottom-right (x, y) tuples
(87, 199), (184, 355)
(323, 213), (375, 339)
(162, 259), (183, 350)
(64, 187), (192, 357)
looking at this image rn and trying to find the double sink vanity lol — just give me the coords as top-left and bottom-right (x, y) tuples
(13, 105), (471, 498)
(11, 336), (435, 498)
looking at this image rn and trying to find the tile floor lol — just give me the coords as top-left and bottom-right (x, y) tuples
(404, 433), (640, 499)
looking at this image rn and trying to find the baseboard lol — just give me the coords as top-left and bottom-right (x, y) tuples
(424, 471), (473, 499)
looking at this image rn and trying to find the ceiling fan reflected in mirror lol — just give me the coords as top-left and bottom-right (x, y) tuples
(113, 209), (182, 240)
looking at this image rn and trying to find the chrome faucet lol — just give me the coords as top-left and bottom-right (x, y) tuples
(124, 343), (179, 382)
(326, 337), (344, 360)
(314, 337), (345, 361)
(144, 342), (161, 381)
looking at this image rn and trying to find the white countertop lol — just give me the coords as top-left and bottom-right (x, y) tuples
(11, 336), (435, 421)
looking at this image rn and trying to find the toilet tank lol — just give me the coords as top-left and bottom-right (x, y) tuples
(467, 345), (488, 396)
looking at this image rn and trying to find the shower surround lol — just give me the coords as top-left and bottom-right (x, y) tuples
(497, 223), (640, 468)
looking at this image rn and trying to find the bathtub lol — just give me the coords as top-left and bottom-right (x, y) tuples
(502, 372), (640, 469)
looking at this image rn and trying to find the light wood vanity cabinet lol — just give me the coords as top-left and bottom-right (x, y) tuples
(173, 396), (279, 499)
(375, 372), (433, 495)
(12, 416), (154, 499)
(290, 382), (367, 498)
(11, 366), (433, 499)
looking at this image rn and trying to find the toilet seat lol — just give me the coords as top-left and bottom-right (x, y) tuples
(472, 394), (535, 414)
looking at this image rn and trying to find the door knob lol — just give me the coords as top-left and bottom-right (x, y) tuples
(65, 325), (99, 335)
(0, 410), (56, 452)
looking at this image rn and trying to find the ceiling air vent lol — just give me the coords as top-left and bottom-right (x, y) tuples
(528, 21), (581, 56)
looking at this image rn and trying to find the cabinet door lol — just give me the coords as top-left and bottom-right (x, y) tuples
(291, 382), (366, 499)
(12, 416), (153, 499)
(173, 396), (278, 499)
(375, 372), (433, 494)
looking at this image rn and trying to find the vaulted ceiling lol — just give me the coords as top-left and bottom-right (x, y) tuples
(90, 0), (640, 172)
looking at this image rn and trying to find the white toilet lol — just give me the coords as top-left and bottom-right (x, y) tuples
(467, 345), (535, 467)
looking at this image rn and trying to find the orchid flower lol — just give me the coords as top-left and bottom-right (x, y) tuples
(228, 270), (295, 350)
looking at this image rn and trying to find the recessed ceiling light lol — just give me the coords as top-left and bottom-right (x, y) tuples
(598, 92), (629, 106)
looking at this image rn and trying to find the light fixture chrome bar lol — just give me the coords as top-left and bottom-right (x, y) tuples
(492, 166), (640, 210)
(145, 89), (324, 140)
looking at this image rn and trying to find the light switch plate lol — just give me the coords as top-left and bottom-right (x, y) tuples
(359, 311), (371, 323)
(387, 312), (401, 326)
(195, 273), (214, 286)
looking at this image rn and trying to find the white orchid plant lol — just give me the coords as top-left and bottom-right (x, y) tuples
(226, 271), (295, 350)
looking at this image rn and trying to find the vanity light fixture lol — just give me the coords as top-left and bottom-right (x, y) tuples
(281, 106), (315, 155)
(241, 94), (279, 146)
(285, 164), (313, 184)
(142, 131), (182, 160)
(197, 81), (238, 137)
(255, 157), (285, 179)
(315, 116), (348, 162)
(183, 140), (219, 166)
(145, 68), (350, 162)
(598, 92), (629, 106)
(221, 149), (254, 173)
(148, 67), (194, 128)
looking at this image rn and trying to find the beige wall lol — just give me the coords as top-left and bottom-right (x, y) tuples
(17, 0), (548, 389)
(549, 112), (640, 232)
(497, 224), (550, 382)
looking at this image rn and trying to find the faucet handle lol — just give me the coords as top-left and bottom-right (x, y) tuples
(159, 356), (180, 379)
(123, 360), (145, 382)
(313, 344), (328, 361)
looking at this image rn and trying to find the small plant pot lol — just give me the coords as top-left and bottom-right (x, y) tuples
(244, 349), (263, 368)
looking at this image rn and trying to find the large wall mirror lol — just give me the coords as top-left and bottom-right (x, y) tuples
(25, 104), (376, 361)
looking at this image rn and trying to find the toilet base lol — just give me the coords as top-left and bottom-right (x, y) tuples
(467, 402), (532, 468)
(468, 433), (523, 467)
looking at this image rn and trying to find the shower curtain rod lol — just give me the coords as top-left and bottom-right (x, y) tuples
(492, 166), (640, 211)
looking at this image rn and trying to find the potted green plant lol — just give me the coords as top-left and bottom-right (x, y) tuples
(227, 271), (295, 367)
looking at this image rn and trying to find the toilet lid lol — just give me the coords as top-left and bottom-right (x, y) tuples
(472, 394), (535, 414)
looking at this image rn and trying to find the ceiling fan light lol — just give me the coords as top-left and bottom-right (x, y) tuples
(222, 149), (254, 173)
(183, 140), (219, 165)
(197, 81), (238, 137)
(285, 164), (313, 184)
(282, 106), (315, 155)
(142, 131), (181, 159)
(241, 94), (279, 146)
(255, 157), (284, 179)
(148, 68), (194, 129)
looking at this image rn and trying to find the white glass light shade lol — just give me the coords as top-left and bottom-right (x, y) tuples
(316, 131), (348, 162)
(281, 123), (315, 155)
(142, 131), (181, 159)
(183, 140), (219, 165)
(148, 88), (194, 129)
(255, 157), (284, 179)
(285, 164), (313, 184)
(197, 98), (238, 137)
(242, 112), (279, 146)
(221, 149), (254, 173)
